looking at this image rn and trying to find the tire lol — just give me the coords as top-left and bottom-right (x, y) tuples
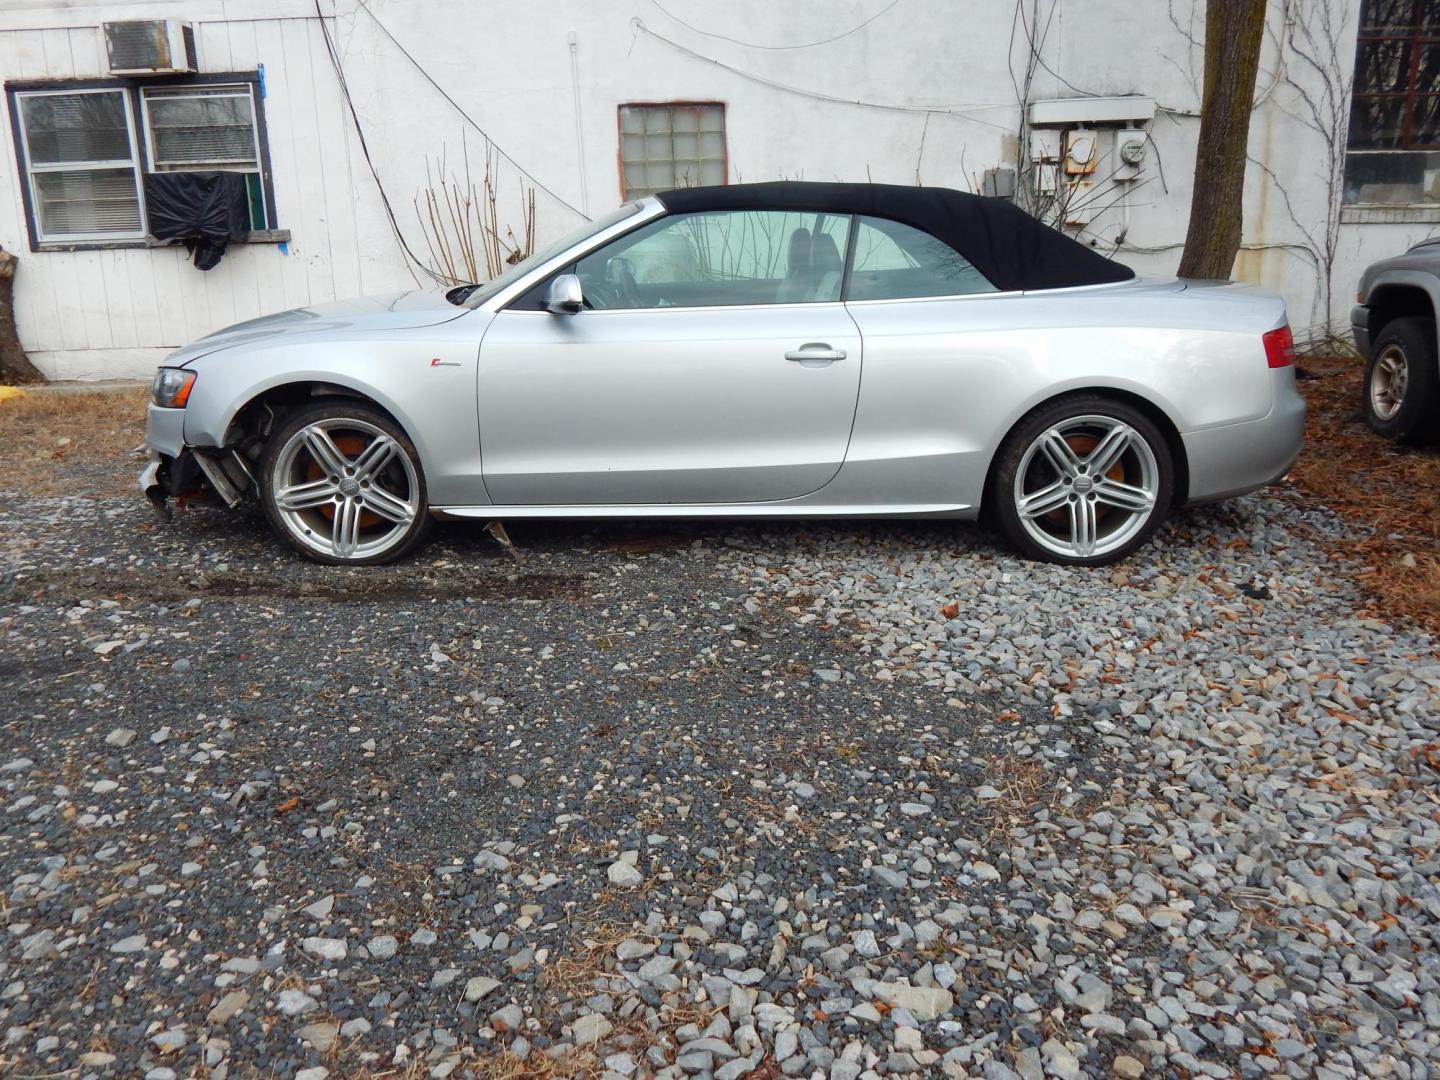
(1363, 316), (1440, 443)
(991, 396), (1175, 567)
(258, 400), (434, 566)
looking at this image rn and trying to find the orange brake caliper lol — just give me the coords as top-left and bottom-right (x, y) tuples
(1045, 433), (1126, 525)
(308, 434), (383, 528)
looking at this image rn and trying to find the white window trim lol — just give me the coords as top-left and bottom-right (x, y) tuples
(140, 82), (267, 229)
(140, 83), (262, 171)
(16, 86), (147, 243)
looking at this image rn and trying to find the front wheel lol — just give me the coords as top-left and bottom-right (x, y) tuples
(1363, 316), (1440, 443)
(992, 397), (1175, 566)
(258, 401), (434, 566)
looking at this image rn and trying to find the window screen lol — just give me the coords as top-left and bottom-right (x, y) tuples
(17, 90), (144, 240)
(1345, 0), (1440, 203)
(619, 104), (725, 199)
(847, 217), (997, 300)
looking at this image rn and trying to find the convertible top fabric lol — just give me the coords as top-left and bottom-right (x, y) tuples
(656, 181), (1134, 292)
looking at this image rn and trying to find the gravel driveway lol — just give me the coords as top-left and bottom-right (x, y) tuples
(1, 463), (1437, 1080)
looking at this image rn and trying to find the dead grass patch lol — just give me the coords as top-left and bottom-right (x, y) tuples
(469, 1049), (600, 1080)
(538, 922), (633, 1001)
(0, 385), (147, 497)
(980, 753), (1059, 838)
(1290, 360), (1440, 633)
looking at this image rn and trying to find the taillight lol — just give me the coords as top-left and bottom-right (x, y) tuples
(1263, 325), (1295, 369)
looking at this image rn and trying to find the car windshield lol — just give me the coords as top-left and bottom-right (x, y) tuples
(452, 202), (645, 308)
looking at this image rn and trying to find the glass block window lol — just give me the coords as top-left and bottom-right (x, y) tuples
(618, 103), (726, 199)
(1345, 0), (1440, 203)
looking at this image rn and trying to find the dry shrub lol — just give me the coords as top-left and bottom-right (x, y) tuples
(0, 386), (147, 497)
(1289, 360), (1440, 632)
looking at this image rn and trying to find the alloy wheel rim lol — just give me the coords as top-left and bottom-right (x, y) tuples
(271, 419), (419, 560)
(1370, 346), (1408, 421)
(1013, 415), (1159, 559)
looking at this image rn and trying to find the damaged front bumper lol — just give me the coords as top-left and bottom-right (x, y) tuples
(140, 402), (254, 520)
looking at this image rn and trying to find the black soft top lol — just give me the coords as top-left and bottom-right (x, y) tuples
(656, 181), (1134, 292)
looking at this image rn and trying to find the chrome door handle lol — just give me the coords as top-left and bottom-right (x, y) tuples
(784, 344), (846, 362)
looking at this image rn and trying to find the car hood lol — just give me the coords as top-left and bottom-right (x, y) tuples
(169, 288), (467, 366)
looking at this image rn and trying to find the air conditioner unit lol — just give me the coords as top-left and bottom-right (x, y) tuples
(103, 20), (197, 76)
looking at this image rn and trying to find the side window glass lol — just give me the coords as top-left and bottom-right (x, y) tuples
(847, 216), (997, 301)
(575, 210), (852, 309)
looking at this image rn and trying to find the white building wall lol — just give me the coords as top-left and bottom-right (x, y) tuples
(0, 0), (1425, 379)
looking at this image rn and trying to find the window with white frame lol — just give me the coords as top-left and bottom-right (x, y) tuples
(618, 103), (726, 199)
(141, 84), (268, 231)
(9, 77), (275, 247)
(16, 89), (145, 241)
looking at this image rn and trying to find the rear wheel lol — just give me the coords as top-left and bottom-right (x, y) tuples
(1363, 316), (1440, 443)
(992, 397), (1174, 566)
(259, 401), (433, 565)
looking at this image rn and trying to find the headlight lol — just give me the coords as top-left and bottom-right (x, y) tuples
(151, 368), (197, 408)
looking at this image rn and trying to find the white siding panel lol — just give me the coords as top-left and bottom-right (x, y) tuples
(175, 237), (217, 341)
(120, 248), (163, 348)
(37, 27), (75, 77)
(74, 251), (117, 351)
(101, 250), (137, 347)
(281, 20), (332, 308)
(11, 27), (47, 76)
(254, 17), (316, 312)
(305, 18), (361, 301)
(64, 25), (101, 76)
(151, 246), (191, 348)
(198, 20), (233, 71)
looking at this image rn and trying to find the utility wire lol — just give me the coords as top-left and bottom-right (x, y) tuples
(353, 0), (588, 219)
(314, 0), (428, 283)
(1017, 0), (1100, 98)
(636, 22), (1015, 130)
(649, 0), (903, 50)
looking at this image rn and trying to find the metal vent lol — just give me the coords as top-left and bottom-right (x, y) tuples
(102, 20), (197, 75)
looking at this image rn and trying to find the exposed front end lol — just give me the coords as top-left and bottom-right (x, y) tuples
(139, 370), (255, 520)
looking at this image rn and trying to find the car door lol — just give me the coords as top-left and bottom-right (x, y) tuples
(475, 209), (861, 505)
(837, 215), (1018, 506)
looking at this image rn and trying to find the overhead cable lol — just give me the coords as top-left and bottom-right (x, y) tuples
(635, 21), (1015, 131)
(649, 0), (903, 50)
(353, 0), (588, 219)
(314, 0), (428, 283)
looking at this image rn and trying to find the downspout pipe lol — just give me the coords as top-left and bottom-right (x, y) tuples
(568, 30), (591, 217)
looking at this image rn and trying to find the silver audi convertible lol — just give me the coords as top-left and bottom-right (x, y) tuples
(140, 181), (1305, 567)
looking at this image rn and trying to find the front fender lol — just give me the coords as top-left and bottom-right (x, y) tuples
(180, 319), (493, 506)
(1363, 268), (1440, 374)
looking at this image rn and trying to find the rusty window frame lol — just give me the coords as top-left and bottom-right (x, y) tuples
(1351, 0), (1440, 150)
(616, 102), (727, 199)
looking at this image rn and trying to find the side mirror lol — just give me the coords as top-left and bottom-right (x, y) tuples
(544, 273), (583, 315)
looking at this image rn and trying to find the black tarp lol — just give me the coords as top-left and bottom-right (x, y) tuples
(144, 172), (251, 271)
(656, 181), (1134, 292)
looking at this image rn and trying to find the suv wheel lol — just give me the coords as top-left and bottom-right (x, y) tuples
(1364, 316), (1440, 443)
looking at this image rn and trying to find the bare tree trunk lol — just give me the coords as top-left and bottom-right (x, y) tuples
(1177, 0), (1268, 280)
(0, 247), (45, 384)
